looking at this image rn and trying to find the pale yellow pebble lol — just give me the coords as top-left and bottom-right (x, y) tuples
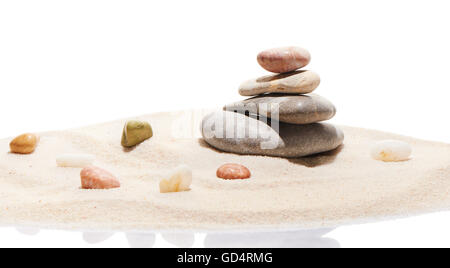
(159, 164), (192, 193)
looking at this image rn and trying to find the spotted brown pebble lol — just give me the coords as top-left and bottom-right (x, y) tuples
(80, 166), (120, 190)
(257, 46), (311, 73)
(217, 163), (251, 180)
(9, 133), (39, 154)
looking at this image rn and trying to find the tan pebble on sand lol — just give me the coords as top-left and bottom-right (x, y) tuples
(160, 164), (192, 193)
(80, 166), (120, 189)
(9, 133), (39, 154)
(217, 163), (251, 180)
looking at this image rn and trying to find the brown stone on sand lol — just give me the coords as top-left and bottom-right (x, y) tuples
(201, 111), (344, 158)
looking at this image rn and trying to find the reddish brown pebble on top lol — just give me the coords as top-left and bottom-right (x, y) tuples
(257, 46), (311, 73)
(217, 163), (251, 180)
(80, 166), (120, 190)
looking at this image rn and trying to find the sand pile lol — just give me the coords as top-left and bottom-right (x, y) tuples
(1, 110), (450, 231)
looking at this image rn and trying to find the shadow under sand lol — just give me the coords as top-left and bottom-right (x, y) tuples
(204, 228), (340, 248)
(198, 138), (228, 154)
(126, 232), (156, 248)
(288, 144), (344, 168)
(122, 146), (136, 153)
(122, 142), (146, 153)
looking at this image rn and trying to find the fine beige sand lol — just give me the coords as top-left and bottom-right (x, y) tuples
(1, 110), (450, 232)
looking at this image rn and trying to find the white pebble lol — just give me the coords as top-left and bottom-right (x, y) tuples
(370, 140), (412, 162)
(56, 154), (95, 168)
(159, 164), (192, 193)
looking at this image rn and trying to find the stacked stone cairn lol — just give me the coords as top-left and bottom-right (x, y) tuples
(201, 46), (344, 158)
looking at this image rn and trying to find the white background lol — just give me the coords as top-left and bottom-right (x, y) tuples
(1, 0), (450, 248)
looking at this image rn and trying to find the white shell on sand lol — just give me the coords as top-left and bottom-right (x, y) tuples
(370, 140), (412, 162)
(159, 164), (192, 193)
(56, 154), (95, 168)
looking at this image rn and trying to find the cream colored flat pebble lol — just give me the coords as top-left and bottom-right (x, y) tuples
(159, 164), (192, 193)
(370, 140), (412, 162)
(56, 154), (95, 168)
